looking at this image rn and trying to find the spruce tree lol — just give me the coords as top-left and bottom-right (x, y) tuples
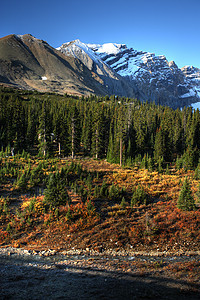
(106, 121), (115, 163)
(26, 106), (37, 151)
(195, 183), (200, 205)
(38, 101), (52, 157)
(81, 107), (92, 155)
(91, 105), (104, 159)
(177, 177), (195, 211)
(44, 172), (71, 208)
(131, 185), (147, 207)
(69, 105), (80, 158)
(154, 128), (165, 161)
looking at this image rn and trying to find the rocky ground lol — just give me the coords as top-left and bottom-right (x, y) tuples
(0, 247), (199, 300)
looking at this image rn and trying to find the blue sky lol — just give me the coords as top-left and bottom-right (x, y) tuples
(1, 0), (200, 68)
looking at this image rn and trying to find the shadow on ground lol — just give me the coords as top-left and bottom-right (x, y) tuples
(0, 255), (199, 300)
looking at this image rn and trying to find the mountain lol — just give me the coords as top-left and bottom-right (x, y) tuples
(0, 34), (134, 97)
(0, 34), (200, 108)
(181, 66), (200, 103)
(58, 40), (200, 108)
(86, 43), (200, 108)
(57, 39), (135, 97)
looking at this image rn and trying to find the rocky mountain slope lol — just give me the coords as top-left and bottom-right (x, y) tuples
(57, 39), (135, 97)
(86, 43), (200, 108)
(0, 34), (134, 97)
(0, 34), (200, 108)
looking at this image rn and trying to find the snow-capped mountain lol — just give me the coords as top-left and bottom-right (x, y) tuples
(181, 66), (200, 101)
(86, 43), (200, 108)
(57, 40), (200, 108)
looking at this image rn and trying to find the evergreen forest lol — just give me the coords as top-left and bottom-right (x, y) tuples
(1, 87), (200, 171)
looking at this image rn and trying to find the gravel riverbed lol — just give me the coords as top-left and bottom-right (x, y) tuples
(0, 247), (200, 299)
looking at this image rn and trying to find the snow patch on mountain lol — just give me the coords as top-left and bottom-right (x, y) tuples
(96, 43), (124, 55)
(191, 102), (200, 110)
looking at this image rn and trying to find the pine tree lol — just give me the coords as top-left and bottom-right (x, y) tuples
(154, 128), (165, 161)
(120, 197), (126, 208)
(195, 183), (200, 205)
(173, 113), (184, 157)
(134, 105), (147, 156)
(12, 97), (26, 152)
(69, 105), (81, 158)
(53, 108), (69, 156)
(106, 121), (115, 162)
(44, 172), (71, 208)
(91, 105), (104, 159)
(113, 106), (127, 166)
(81, 106), (92, 155)
(118, 107), (126, 166)
(131, 185), (147, 207)
(38, 101), (52, 157)
(177, 177), (195, 211)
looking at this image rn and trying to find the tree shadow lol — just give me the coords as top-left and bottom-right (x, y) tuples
(0, 254), (199, 300)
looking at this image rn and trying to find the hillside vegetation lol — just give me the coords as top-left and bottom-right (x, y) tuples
(0, 88), (199, 254)
(0, 153), (199, 252)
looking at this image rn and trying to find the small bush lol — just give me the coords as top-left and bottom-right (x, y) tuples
(131, 185), (147, 207)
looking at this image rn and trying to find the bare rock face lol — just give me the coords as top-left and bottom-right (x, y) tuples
(0, 34), (89, 94)
(181, 66), (200, 103)
(87, 43), (200, 108)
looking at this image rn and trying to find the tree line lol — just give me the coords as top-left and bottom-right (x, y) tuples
(1, 88), (200, 170)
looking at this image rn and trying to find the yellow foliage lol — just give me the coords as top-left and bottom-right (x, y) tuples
(34, 201), (44, 213)
(21, 200), (31, 210)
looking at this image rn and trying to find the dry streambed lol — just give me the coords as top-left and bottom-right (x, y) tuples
(0, 247), (199, 300)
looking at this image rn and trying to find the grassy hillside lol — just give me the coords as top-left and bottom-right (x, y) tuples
(0, 153), (199, 254)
